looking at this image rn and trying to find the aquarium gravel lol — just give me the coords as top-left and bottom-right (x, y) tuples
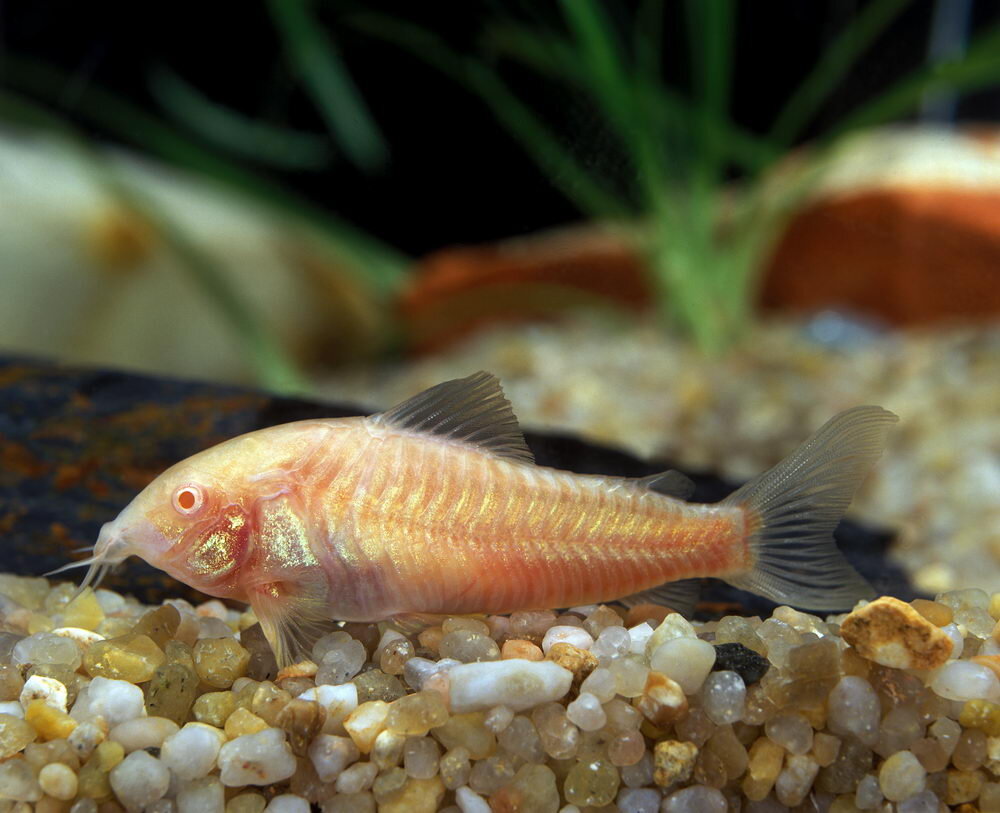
(4, 577), (1000, 810)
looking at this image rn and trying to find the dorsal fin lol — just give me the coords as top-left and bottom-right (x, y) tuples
(635, 469), (696, 500)
(371, 371), (535, 464)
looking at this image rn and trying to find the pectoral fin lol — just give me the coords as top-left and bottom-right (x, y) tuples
(249, 577), (335, 667)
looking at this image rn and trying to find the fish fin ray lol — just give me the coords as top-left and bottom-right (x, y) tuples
(620, 578), (701, 617)
(634, 470), (695, 500)
(372, 371), (534, 464)
(721, 406), (897, 611)
(249, 576), (334, 668)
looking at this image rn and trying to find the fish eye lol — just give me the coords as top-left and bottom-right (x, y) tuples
(172, 485), (204, 515)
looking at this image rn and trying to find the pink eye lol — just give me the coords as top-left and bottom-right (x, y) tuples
(173, 485), (204, 515)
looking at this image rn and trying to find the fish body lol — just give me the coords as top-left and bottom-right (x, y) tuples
(70, 372), (897, 664)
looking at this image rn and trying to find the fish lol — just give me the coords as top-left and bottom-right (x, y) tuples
(57, 371), (897, 665)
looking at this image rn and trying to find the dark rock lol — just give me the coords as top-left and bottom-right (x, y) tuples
(712, 642), (770, 685)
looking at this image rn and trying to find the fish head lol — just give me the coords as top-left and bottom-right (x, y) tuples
(78, 437), (259, 597)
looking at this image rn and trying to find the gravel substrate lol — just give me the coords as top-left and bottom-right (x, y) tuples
(3, 576), (1000, 811)
(322, 315), (1000, 597)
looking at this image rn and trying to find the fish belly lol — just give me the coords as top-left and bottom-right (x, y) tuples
(322, 427), (747, 617)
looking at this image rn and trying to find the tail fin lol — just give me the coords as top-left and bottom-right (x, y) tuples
(722, 406), (898, 611)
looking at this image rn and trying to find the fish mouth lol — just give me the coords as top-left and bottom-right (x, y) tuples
(45, 521), (132, 595)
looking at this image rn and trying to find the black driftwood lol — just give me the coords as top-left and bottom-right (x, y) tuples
(0, 357), (917, 614)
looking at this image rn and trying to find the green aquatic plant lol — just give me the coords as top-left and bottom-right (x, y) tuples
(352, 0), (1000, 352)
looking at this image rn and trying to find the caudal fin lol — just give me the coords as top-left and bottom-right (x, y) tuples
(722, 406), (898, 611)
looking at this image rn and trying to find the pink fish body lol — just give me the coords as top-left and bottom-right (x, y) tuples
(72, 373), (896, 664)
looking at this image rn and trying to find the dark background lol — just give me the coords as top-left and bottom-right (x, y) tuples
(4, 1), (1000, 257)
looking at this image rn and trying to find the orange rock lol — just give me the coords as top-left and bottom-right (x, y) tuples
(501, 639), (543, 661)
(546, 642), (598, 687)
(840, 596), (953, 670)
(635, 672), (688, 727)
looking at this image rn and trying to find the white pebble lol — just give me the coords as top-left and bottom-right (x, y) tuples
(404, 735), (440, 779)
(483, 705), (515, 733)
(20, 674), (68, 711)
(827, 676), (881, 746)
(12, 632), (82, 670)
(941, 623), (964, 659)
(176, 776), (224, 813)
(38, 762), (78, 800)
(308, 733), (359, 782)
(218, 728), (297, 786)
(896, 789), (941, 813)
(879, 750), (926, 802)
(265, 794), (310, 813)
(335, 760), (378, 794)
(645, 614), (696, 656)
(661, 784), (727, 812)
(0, 700), (23, 718)
(616, 787), (660, 813)
(931, 661), (1000, 702)
(50, 627), (105, 650)
(541, 625), (594, 653)
(297, 682), (358, 733)
(565, 692), (607, 731)
(701, 670), (746, 725)
(591, 626), (631, 660)
(109, 716), (179, 753)
(626, 623), (653, 655)
(448, 660), (573, 713)
(73, 676), (146, 727)
(161, 722), (226, 780)
(455, 785), (491, 813)
(649, 637), (716, 694)
(96, 588), (126, 614)
(109, 751), (170, 810)
(579, 667), (617, 703)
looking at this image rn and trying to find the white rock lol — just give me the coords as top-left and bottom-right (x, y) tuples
(931, 661), (1000, 702)
(176, 776), (224, 813)
(541, 625), (595, 654)
(297, 682), (358, 734)
(161, 722), (226, 780)
(308, 733), (360, 782)
(456, 785), (492, 813)
(218, 727), (297, 786)
(50, 627), (105, 650)
(645, 614), (696, 657)
(334, 760), (378, 794)
(0, 700), (24, 718)
(109, 716), (179, 753)
(265, 794), (310, 813)
(448, 659), (573, 713)
(0, 758), (42, 802)
(109, 751), (170, 811)
(20, 674), (68, 711)
(627, 623), (654, 655)
(649, 637), (716, 694)
(616, 787), (661, 813)
(95, 588), (126, 614)
(68, 719), (106, 759)
(73, 677), (146, 726)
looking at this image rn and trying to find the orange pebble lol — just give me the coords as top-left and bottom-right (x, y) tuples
(501, 639), (543, 661)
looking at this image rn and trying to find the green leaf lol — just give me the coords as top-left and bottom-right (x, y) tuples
(149, 66), (334, 171)
(268, 0), (389, 172)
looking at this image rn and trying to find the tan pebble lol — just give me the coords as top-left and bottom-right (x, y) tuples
(974, 656), (1000, 683)
(224, 707), (269, 739)
(501, 640), (543, 661)
(910, 599), (953, 627)
(625, 603), (673, 627)
(377, 775), (445, 813)
(546, 642), (597, 687)
(635, 671), (688, 727)
(653, 739), (698, 787)
(840, 596), (953, 669)
(945, 769), (985, 805)
(276, 661), (317, 681)
(417, 627), (444, 652)
(343, 700), (390, 754)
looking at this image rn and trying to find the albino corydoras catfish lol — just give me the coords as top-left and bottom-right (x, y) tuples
(62, 372), (897, 664)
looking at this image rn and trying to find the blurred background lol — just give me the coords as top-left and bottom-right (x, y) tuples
(2, 1), (1000, 595)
